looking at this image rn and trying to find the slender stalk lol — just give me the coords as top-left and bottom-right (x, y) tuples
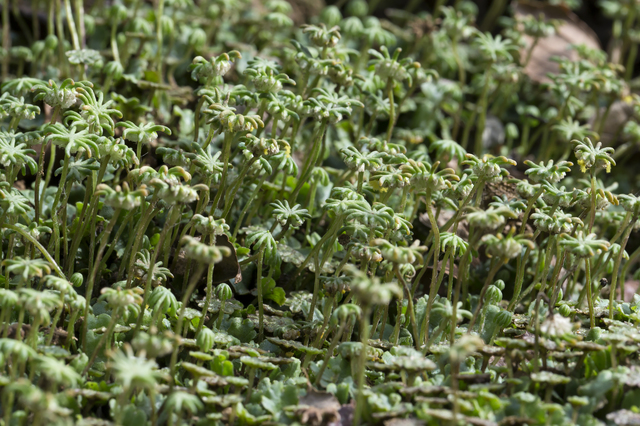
(474, 69), (493, 155)
(549, 249), (567, 309)
(169, 264), (206, 387)
(290, 120), (328, 202)
(481, 0), (507, 31)
(294, 214), (344, 277)
(314, 320), (347, 386)
(63, 0), (80, 50)
(82, 208), (121, 340)
(588, 170), (597, 233)
(1, 223), (65, 278)
(396, 266), (419, 350)
(96, 209), (134, 274)
(50, 154), (71, 221)
(1, 0), (9, 81)
(256, 245), (266, 342)
(585, 258), (595, 328)
(74, 0), (85, 46)
(608, 211), (638, 318)
(468, 258), (504, 330)
(353, 307), (371, 426)
(154, 0), (165, 79)
(133, 206), (181, 335)
(520, 188), (544, 234)
(625, 43), (639, 82)
(110, 16), (121, 64)
(222, 158), (258, 219)
(233, 181), (264, 238)
(417, 190), (440, 344)
(197, 234), (216, 334)
(83, 307), (121, 375)
(385, 79), (395, 143)
(121, 204), (160, 285)
(211, 132), (233, 213)
(66, 158), (110, 274)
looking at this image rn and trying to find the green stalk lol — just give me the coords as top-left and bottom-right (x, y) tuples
(418, 250), (447, 345)
(169, 264), (206, 387)
(82, 209), (121, 345)
(474, 69), (493, 155)
(256, 245), (266, 342)
(480, 0), (507, 31)
(110, 17), (121, 64)
(63, 0), (80, 50)
(294, 214), (344, 277)
(2, 223), (65, 278)
(439, 182), (481, 233)
(520, 188), (544, 234)
(232, 182), (263, 239)
(1, 0), (9, 81)
(27, 316), (42, 348)
(305, 180), (320, 234)
(161, 204), (184, 267)
(625, 42), (639, 82)
(309, 299), (335, 351)
(353, 306), (371, 426)
(585, 257), (595, 328)
(197, 234), (216, 334)
(415, 190), (441, 343)
(215, 300), (227, 330)
(35, 108), (60, 222)
(120, 203), (159, 283)
(597, 97), (615, 136)
(290, 120), (328, 202)
(516, 234), (550, 306)
(96, 209), (134, 275)
(133, 206), (181, 334)
(523, 37), (540, 68)
(356, 171), (365, 194)
(50, 154), (71, 220)
(192, 97), (209, 142)
(211, 132), (233, 213)
(426, 321), (446, 347)
(385, 79), (395, 143)
(83, 307), (121, 375)
(43, 141), (57, 201)
(396, 266), (419, 350)
(47, 0), (55, 36)
(468, 258), (505, 331)
(154, 0), (165, 78)
(55, 0), (69, 77)
(549, 249), (567, 309)
(306, 255), (323, 326)
(425, 189), (439, 285)
(620, 7), (637, 65)
(74, 0), (85, 46)
(609, 211), (638, 318)
(460, 86), (482, 151)
(222, 158), (258, 219)
(588, 169), (597, 233)
(65, 158), (110, 274)
(508, 245), (533, 312)
(452, 35), (466, 85)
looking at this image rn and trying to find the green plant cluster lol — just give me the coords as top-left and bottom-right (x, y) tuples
(3, 0), (640, 425)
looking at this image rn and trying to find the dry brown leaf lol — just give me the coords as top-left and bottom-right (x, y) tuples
(296, 389), (342, 426)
